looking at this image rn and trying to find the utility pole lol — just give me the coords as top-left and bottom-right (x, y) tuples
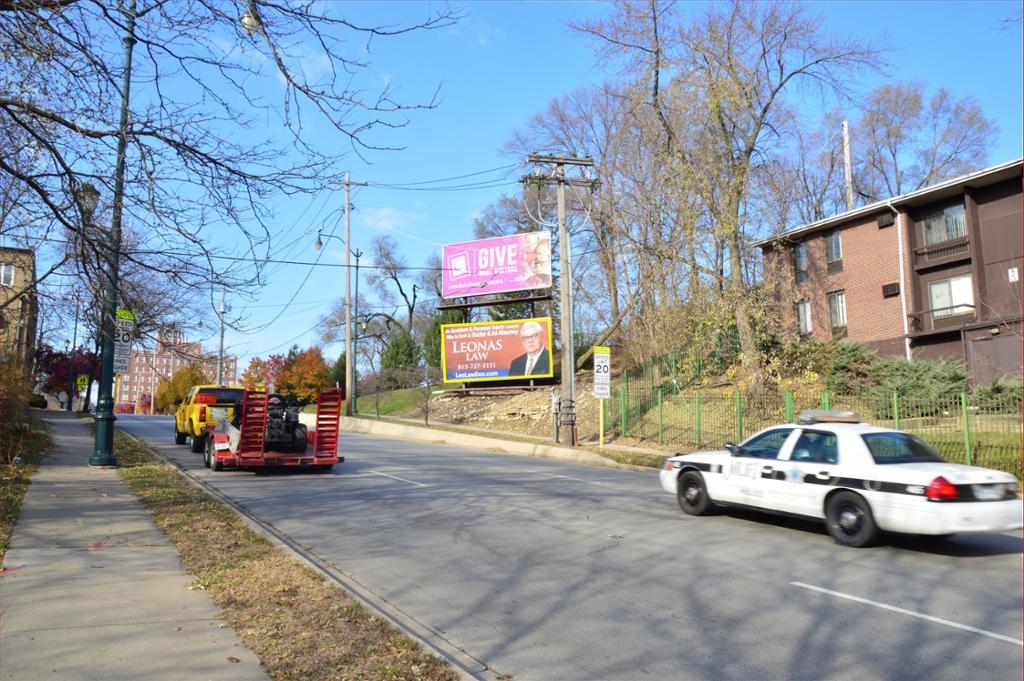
(216, 285), (226, 385)
(351, 248), (362, 414)
(341, 174), (367, 415)
(526, 154), (595, 447)
(344, 173), (354, 416)
(842, 120), (854, 212)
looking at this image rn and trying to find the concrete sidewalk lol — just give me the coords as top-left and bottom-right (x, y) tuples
(0, 411), (266, 681)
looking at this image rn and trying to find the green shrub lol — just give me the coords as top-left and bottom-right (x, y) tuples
(826, 342), (879, 396)
(972, 378), (1022, 413)
(860, 357), (968, 418)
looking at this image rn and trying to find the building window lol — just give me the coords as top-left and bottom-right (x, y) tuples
(828, 291), (846, 336)
(793, 242), (808, 283)
(0, 263), (14, 287)
(795, 300), (812, 336)
(923, 204), (966, 245)
(825, 229), (842, 273)
(929, 274), (973, 318)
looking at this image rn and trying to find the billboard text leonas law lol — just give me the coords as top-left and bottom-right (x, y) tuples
(441, 231), (552, 298)
(441, 318), (554, 383)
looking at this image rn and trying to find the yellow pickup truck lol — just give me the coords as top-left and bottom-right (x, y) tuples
(174, 385), (247, 453)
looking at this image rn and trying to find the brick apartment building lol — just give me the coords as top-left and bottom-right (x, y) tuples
(758, 158), (1022, 384)
(0, 246), (38, 369)
(116, 326), (237, 411)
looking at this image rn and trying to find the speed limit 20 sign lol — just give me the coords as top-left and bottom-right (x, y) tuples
(113, 309), (135, 374)
(592, 346), (611, 400)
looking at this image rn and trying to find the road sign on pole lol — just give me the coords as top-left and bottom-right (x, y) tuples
(113, 309), (135, 374)
(76, 375), (89, 393)
(593, 346), (611, 400)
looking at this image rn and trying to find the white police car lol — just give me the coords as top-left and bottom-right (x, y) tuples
(659, 411), (1022, 547)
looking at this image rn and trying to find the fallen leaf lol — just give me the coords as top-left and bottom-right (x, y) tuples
(227, 656), (241, 664)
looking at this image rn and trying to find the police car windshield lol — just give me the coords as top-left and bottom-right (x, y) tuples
(197, 388), (245, 404)
(861, 432), (945, 464)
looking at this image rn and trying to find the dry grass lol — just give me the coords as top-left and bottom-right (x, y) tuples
(113, 430), (459, 681)
(0, 417), (52, 566)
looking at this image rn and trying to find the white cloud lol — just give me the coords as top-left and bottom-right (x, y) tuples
(475, 22), (505, 48)
(360, 207), (443, 245)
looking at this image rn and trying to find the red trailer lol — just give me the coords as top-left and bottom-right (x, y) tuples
(204, 386), (344, 472)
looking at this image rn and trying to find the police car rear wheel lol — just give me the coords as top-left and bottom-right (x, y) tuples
(825, 491), (879, 547)
(678, 471), (712, 516)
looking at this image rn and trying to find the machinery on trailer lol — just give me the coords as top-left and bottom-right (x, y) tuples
(264, 393), (308, 453)
(203, 386), (343, 472)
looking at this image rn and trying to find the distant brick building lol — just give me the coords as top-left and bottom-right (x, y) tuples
(116, 326), (237, 411)
(758, 158), (1022, 384)
(0, 246), (38, 369)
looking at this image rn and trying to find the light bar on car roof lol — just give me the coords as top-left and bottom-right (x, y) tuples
(797, 409), (860, 424)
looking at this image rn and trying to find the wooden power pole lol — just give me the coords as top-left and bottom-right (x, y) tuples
(526, 154), (596, 446)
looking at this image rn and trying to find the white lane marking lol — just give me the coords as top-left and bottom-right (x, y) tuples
(526, 470), (607, 486)
(791, 581), (1023, 647)
(369, 470), (428, 487)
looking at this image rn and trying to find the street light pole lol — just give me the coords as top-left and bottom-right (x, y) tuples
(92, 0), (138, 467)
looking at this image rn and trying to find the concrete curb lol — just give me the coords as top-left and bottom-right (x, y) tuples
(115, 428), (497, 681)
(330, 415), (660, 474)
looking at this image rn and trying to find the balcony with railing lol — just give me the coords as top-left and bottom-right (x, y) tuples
(913, 236), (970, 269)
(907, 304), (976, 335)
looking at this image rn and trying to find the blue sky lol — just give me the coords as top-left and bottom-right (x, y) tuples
(67, 1), (1024, 372)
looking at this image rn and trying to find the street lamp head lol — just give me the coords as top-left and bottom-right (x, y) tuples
(74, 182), (100, 223)
(240, 9), (261, 36)
(314, 234), (324, 251)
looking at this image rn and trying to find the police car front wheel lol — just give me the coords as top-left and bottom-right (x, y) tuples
(677, 471), (713, 516)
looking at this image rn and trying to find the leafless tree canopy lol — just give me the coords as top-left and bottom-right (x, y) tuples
(0, 0), (458, 344)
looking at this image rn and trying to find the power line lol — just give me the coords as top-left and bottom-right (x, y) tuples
(366, 179), (518, 192)
(364, 161), (520, 186)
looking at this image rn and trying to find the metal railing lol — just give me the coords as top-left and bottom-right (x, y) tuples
(914, 236), (970, 264)
(601, 362), (1021, 478)
(907, 304), (976, 333)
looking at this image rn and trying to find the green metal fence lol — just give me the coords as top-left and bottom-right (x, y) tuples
(602, 363), (1022, 477)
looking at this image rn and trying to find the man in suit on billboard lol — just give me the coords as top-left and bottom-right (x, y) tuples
(509, 321), (550, 376)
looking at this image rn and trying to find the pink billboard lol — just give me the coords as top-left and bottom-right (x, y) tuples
(441, 231), (552, 298)
(440, 318), (554, 383)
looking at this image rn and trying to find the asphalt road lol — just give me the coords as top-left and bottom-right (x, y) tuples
(116, 415), (1024, 681)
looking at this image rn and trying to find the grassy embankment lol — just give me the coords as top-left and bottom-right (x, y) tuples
(350, 384), (1020, 477)
(619, 389), (1022, 477)
(0, 418), (52, 565)
(113, 429), (459, 681)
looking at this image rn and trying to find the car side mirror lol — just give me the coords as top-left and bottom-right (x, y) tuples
(725, 441), (739, 456)
(173, 399), (182, 407)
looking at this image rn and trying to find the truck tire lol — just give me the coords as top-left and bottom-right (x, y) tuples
(293, 424), (308, 453)
(175, 428), (186, 445)
(190, 432), (205, 453)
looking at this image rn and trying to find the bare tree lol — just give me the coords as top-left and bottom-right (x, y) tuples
(854, 82), (998, 201)
(366, 235), (419, 331)
(575, 0), (879, 377)
(0, 0), (460, 335)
